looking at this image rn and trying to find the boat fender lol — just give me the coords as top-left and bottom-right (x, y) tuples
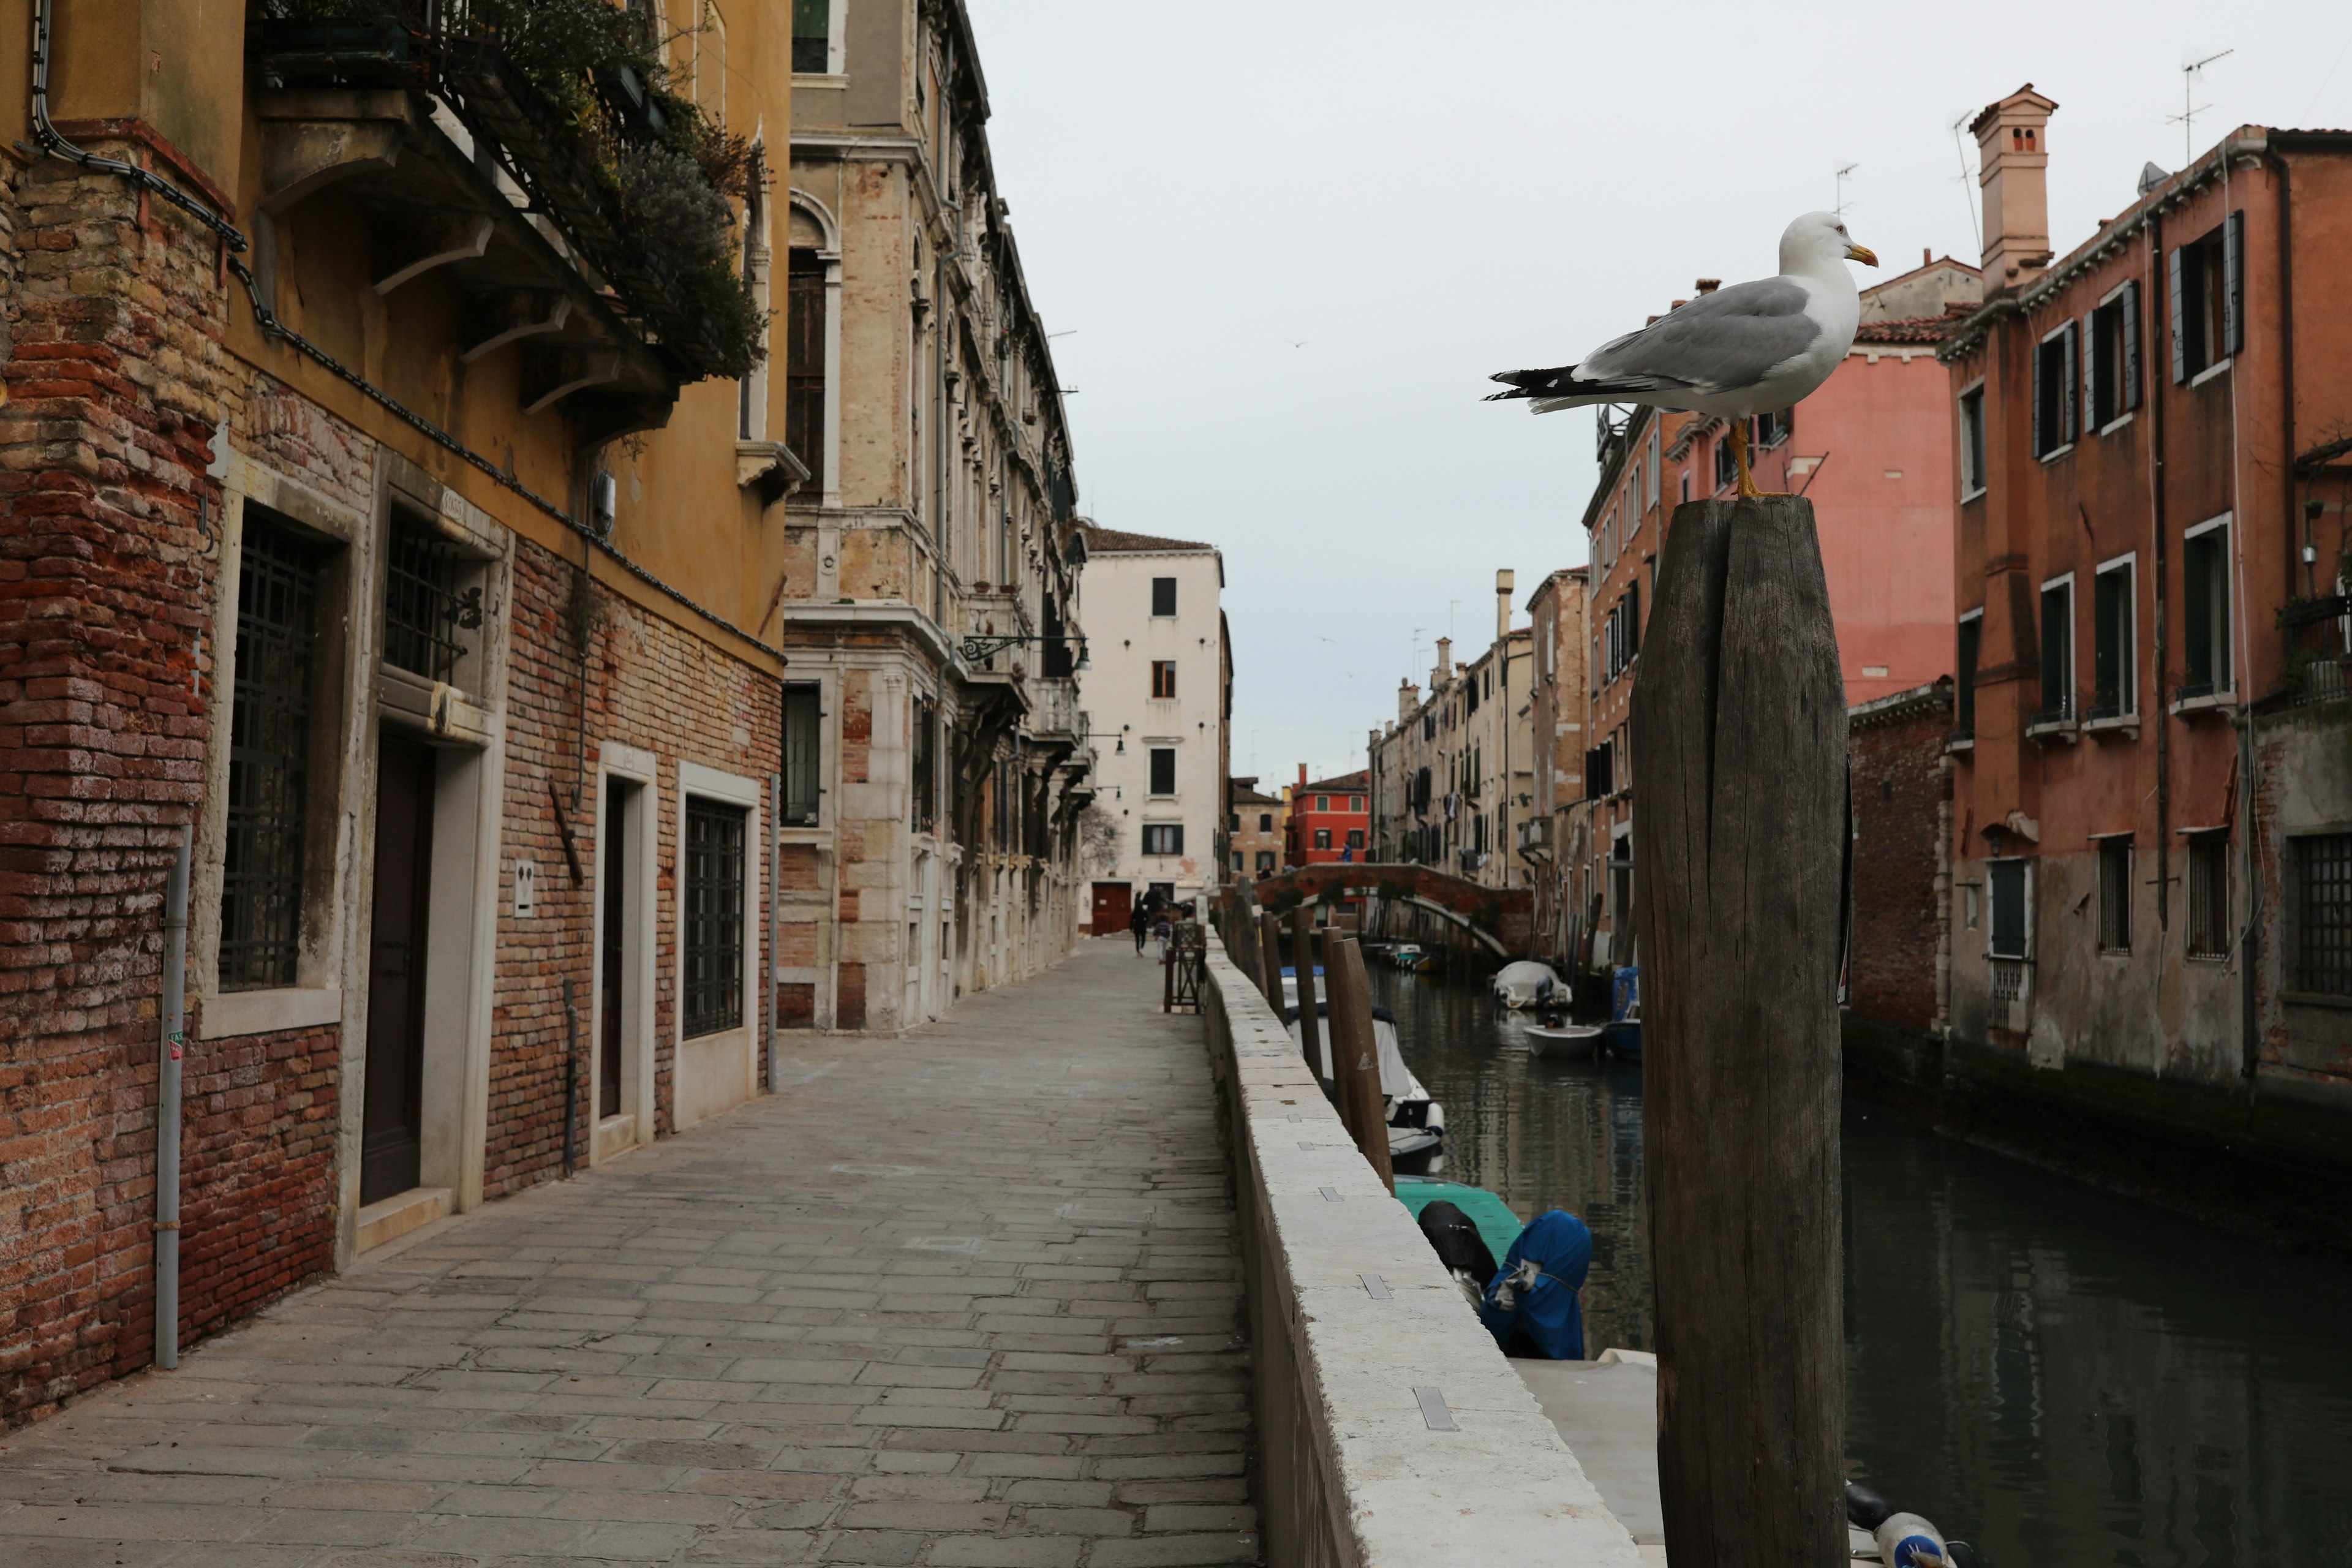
(1945, 1542), (1980, 1568)
(1844, 1483), (1893, 1530)
(1874, 1512), (1948, 1568)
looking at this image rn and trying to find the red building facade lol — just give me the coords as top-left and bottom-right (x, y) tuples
(1284, 766), (1370, 867)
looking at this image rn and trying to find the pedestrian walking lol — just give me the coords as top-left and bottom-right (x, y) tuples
(1153, 912), (1174, 964)
(1131, 900), (1149, 955)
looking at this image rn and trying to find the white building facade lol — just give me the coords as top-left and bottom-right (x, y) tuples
(1074, 526), (1227, 929)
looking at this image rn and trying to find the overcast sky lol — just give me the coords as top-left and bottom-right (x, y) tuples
(965, 0), (2352, 786)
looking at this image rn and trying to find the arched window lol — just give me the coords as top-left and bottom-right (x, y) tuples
(786, 201), (832, 494)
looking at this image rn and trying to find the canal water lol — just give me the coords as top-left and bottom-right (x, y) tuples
(1370, 965), (2352, 1567)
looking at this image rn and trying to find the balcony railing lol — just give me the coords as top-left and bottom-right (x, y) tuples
(2024, 695), (2076, 737)
(247, 0), (758, 385)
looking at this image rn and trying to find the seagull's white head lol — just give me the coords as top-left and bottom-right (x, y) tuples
(1781, 211), (1880, 278)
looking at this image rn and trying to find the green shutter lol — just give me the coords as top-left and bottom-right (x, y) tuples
(2225, 211), (2245, 356)
(2123, 282), (2142, 409)
(2169, 247), (2188, 383)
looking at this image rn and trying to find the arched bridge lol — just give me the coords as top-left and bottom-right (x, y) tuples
(1245, 864), (1532, 959)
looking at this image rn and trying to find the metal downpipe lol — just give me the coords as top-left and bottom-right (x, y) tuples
(157, 831), (190, 1370)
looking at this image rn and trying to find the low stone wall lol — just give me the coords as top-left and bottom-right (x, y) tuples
(1201, 942), (1642, 1566)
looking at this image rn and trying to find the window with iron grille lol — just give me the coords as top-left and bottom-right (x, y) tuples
(911, 696), (936, 832)
(683, 801), (747, 1036)
(2187, 836), (2230, 959)
(783, 685), (821, 824)
(383, 516), (478, 686)
(221, 519), (324, 991)
(2097, 838), (2132, 954)
(2294, 834), (2352, 995)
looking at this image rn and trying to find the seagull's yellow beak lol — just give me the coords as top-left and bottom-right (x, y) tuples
(1847, 243), (1880, 268)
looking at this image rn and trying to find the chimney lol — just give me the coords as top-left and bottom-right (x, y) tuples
(1695, 278), (1721, 294)
(1971, 84), (2058, 289)
(1297, 763), (1308, 789)
(1398, 679), (1421, 723)
(1495, 569), (1515, 643)
(1433, 636), (1452, 689)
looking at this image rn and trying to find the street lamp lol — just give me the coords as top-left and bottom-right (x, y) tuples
(959, 633), (1089, 671)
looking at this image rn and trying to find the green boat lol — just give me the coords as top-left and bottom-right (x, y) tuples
(1393, 1174), (1523, 1265)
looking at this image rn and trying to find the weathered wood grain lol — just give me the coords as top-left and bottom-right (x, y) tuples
(1630, 496), (1847, 1568)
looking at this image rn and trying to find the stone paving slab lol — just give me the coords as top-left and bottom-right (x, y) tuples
(0, 940), (1259, 1567)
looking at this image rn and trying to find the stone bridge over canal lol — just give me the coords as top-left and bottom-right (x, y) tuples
(1245, 862), (1533, 959)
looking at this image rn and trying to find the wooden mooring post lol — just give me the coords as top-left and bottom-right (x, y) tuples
(1318, 928), (1392, 1191)
(1289, 908), (1323, 1076)
(1630, 497), (1848, 1567)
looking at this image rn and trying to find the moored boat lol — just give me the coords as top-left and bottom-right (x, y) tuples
(1283, 1001), (1446, 1170)
(1526, 1022), (1605, 1060)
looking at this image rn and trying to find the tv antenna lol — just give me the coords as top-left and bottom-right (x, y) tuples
(2168, 49), (2234, 165)
(1949, 115), (1980, 252)
(1834, 163), (1859, 218)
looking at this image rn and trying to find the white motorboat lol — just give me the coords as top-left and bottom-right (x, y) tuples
(1489, 960), (1562, 1010)
(1525, 1022), (1605, 1061)
(1283, 1001), (1444, 1167)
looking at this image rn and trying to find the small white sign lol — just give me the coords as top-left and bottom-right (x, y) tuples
(514, 859), (537, 917)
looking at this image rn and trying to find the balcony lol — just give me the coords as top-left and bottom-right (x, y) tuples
(2024, 696), (2078, 744)
(1517, 816), (1552, 853)
(246, 0), (764, 440)
(1944, 726), (1975, 755)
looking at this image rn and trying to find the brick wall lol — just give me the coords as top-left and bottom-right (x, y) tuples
(486, 535), (780, 1195)
(1847, 686), (1953, 1035)
(0, 143), (239, 1423)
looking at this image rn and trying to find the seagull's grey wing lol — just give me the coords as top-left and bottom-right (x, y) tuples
(1577, 277), (1819, 394)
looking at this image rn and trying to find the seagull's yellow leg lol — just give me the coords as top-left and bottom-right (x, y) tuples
(1732, 418), (1760, 499)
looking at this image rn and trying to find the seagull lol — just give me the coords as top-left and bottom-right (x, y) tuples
(1486, 212), (1878, 497)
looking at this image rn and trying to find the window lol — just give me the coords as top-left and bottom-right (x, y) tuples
(786, 250), (828, 491)
(2169, 214), (2242, 383)
(1584, 742), (1613, 802)
(1646, 426), (1661, 508)
(383, 515), (476, 686)
(911, 696), (937, 832)
(1959, 386), (1987, 496)
(1150, 660), (1177, 699)
(1151, 576), (1177, 617)
(683, 800), (747, 1037)
(2089, 284), (2141, 429)
(2182, 518), (2232, 699)
(1346, 829), (1365, 850)
(1988, 859), (2029, 960)
(791, 0), (830, 72)
(1314, 829), (1332, 851)
(221, 519), (324, 991)
(1679, 470), (1692, 505)
(1232, 851), (1243, 873)
(2092, 559), (2135, 718)
(2294, 834), (2352, 995)
(1254, 850), (1276, 874)
(1350, 795), (1363, 812)
(1714, 436), (1736, 492)
(1754, 408), (1792, 448)
(1627, 467), (1642, 538)
(1316, 794), (1330, 812)
(783, 685), (821, 823)
(1624, 581), (1640, 662)
(2187, 835), (2231, 958)
(1258, 812), (1272, 832)
(2032, 322), (2079, 458)
(1227, 811), (1240, 832)
(2037, 576), (2073, 724)
(1956, 612), (1981, 736)
(1148, 747), (1176, 796)
(1143, 823), (1183, 856)
(2098, 838), (2132, 953)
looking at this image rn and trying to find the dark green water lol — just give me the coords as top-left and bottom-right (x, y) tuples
(1371, 965), (2352, 1567)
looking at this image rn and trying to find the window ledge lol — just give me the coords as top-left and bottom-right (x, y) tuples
(2082, 713), (2141, 737)
(2170, 690), (2237, 717)
(2037, 442), (2076, 466)
(1945, 732), (1975, 755)
(1960, 484), (1988, 505)
(791, 71), (851, 88)
(2282, 990), (2352, 1011)
(200, 985), (342, 1040)
(2025, 716), (2080, 743)
(2098, 410), (2138, 437)
(2190, 356), (2234, 388)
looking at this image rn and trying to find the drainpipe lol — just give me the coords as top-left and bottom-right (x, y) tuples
(769, 771), (782, 1090)
(2149, 209), (2171, 931)
(156, 829), (190, 1370)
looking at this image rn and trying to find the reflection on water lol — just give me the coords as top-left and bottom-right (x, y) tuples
(1372, 965), (2352, 1567)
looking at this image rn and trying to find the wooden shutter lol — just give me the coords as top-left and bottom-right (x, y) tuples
(2062, 322), (2079, 445)
(2123, 281), (2142, 410)
(2030, 337), (2045, 457)
(2168, 247), (2188, 383)
(2224, 210), (2245, 356)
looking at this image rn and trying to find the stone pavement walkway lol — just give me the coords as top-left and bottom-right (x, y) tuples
(0, 939), (1257, 1568)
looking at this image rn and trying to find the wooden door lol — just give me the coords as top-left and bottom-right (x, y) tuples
(1090, 881), (1131, 937)
(599, 780), (636, 1121)
(363, 736), (435, 1205)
